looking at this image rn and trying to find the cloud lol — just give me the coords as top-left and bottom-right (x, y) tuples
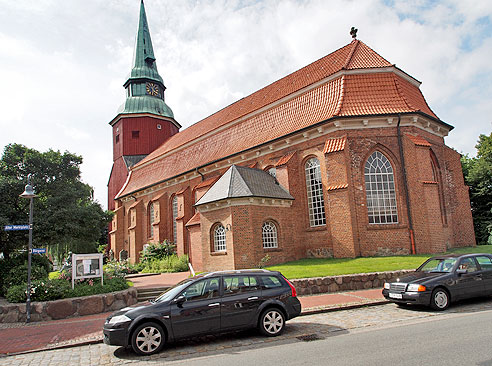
(0, 0), (491, 207)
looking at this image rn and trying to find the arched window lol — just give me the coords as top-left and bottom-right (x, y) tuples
(305, 157), (326, 227)
(262, 221), (278, 249)
(148, 202), (155, 238)
(172, 196), (178, 244)
(213, 224), (226, 252)
(364, 151), (398, 224)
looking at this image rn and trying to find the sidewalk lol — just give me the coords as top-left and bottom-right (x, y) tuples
(0, 272), (387, 356)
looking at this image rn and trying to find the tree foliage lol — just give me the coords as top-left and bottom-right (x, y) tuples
(0, 144), (112, 261)
(461, 133), (492, 245)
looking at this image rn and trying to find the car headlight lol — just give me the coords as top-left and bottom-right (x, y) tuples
(383, 282), (390, 289)
(407, 284), (426, 292)
(108, 315), (131, 325)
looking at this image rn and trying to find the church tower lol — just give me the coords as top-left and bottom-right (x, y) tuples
(108, 0), (180, 211)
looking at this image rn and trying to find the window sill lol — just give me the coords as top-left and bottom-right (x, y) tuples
(366, 223), (407, 231)
(305, 225), (327, 232)
(264, 248), (282, 252)
(211, 252), (227, 256)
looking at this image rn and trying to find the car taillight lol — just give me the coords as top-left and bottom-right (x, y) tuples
(283, 276), (297, 297)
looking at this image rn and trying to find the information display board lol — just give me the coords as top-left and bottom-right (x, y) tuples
(71, 253), (103, 289)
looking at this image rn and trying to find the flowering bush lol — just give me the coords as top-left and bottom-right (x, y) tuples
(104, 260), (138, 277)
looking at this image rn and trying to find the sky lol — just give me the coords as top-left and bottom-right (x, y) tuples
(0, 0), (491, 209)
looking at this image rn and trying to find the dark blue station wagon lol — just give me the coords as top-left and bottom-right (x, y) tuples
(103, 269), (301, 355)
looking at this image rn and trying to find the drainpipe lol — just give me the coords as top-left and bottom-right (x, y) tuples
(195, 167), (204, 182)
(397, 114), (416, 254)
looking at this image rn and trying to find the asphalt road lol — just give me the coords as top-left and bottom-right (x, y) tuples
(4, 299), (492, 366)
(164, 308), (492, 366)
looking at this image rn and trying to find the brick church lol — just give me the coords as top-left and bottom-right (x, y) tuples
(108, 1), (475, 272)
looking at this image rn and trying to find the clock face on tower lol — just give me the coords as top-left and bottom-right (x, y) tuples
(145, 82), (160, 97)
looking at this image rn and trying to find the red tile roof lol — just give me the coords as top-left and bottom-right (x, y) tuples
(323, 137), (346, 154)
(275, 151), (296, 167)
(185, 212), (201, 227)
(406, 134), (432, 147)
(117, 40), (442, 198)
(195, 175), (221, 189)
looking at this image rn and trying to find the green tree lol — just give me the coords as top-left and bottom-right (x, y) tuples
(461, 133), (492, 245)
(0, 144), (112, 261)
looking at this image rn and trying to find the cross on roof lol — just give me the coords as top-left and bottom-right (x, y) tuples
(350, 27), (358, 39)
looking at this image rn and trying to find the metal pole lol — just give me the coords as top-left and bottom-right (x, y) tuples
(26, 196), (33, 323)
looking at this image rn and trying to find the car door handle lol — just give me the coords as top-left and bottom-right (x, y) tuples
(208, 303), (220, 307)
(248, 296), (259, 301)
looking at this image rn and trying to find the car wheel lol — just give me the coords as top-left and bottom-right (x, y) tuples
(430, 288), (450, 311)
(259, 308), (285, 336)
(131, 322), (165, 356)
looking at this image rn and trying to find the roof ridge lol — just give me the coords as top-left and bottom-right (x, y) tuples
(393, 74), (414, 111)
(343, 40), (359, 69)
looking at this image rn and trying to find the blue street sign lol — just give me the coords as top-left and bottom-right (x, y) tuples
(32, 248), (46, 254)
(4, 225), (30, 231)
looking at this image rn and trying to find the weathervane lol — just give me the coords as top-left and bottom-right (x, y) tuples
(350, 27), (358, 39)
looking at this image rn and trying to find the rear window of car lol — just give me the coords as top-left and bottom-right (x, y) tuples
(222, 276), (259, 296)
(476, 256), (492, 271)
(261, 275), (283, 289)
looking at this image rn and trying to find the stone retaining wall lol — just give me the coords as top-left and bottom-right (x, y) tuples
(0, 287), (138, 323)
(290, 270), (414, 296)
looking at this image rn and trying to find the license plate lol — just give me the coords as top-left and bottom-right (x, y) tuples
(389, 293), (403, 299)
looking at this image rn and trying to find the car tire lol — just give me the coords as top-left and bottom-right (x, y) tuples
(430, 288), (450, 311)
(131, 322), (165, 356)
(259, 308), (285, 337)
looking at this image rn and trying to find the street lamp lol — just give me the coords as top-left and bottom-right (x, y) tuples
(20, 174), (37, 323)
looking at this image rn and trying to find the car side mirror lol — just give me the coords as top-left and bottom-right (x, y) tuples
(174, 295), (186, 307)
(456, 269), (468, 276)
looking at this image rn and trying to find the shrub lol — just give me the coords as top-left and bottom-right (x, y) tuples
(3, 263), (48, 294)
(0, 252), (53, 296)
(5, 276), (129, 303)
(141, 254), (189, 273)
(140, 240), (176, 263)
(6, 279), (71, 303)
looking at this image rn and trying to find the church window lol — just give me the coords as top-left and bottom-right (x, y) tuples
(148, 202), (155, 238)
(172, 196), (178, 244)
(132, 130), (140, 139)
(262, 221), (278, 249)
(213, 224), (226, 252)
(305, 157), (326, 227)
(115, 135), (119, 143)
(364, 151), (398, 224)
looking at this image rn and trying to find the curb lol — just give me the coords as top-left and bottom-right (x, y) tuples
(2, 299), (389, 357)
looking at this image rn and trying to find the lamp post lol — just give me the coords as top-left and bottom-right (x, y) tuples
(20, 174), (37, 323)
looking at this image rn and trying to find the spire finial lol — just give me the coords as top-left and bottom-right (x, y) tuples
(350, 27), (358, 39)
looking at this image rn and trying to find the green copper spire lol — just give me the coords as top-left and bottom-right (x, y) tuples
(120, 0), (174, 119)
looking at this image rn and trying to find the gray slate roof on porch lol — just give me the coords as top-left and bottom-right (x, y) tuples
(195, 165), (294, 206)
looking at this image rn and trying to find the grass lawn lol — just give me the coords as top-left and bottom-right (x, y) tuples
(266, 245), (492, 279)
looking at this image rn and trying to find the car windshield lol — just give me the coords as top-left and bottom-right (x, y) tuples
(153, 279), (194, 303)
(418, 258), (457, 273)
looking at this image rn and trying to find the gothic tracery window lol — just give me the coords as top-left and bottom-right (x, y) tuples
(364, 151), (398, 224)
(172, 196), (178, 244)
